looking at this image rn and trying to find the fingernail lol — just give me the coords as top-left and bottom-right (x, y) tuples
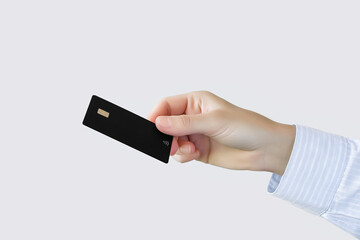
(180, 145), (191, 154)
(156, 116), (172, 127)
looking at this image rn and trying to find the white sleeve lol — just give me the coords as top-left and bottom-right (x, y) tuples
(268, 125), (360, 239)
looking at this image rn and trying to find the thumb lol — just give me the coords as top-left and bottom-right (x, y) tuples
(155, 114), (209, 136)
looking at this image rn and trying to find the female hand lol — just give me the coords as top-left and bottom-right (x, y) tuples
(148, 91), (295, 175)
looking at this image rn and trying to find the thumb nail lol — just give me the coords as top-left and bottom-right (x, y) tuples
(156, 116), (172, 128)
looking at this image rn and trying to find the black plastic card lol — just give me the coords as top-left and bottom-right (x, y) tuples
(83, 95), (172, 163)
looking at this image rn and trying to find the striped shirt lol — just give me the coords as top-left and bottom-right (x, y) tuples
(268, 125), (360, 239)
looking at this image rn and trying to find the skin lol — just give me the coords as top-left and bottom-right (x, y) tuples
(148, 91), (296, 176)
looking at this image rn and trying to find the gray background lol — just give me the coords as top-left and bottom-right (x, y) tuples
(0, 0), (359, 239)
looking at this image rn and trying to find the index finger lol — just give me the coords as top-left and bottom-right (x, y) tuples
(147, 93), (189, 123)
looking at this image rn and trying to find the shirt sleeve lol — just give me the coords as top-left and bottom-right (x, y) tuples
(268, 125), (360, 239)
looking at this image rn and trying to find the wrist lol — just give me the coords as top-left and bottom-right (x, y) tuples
(266, 123), (296, 175)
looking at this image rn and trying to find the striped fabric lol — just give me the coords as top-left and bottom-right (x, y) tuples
(268, 125), (360, 239)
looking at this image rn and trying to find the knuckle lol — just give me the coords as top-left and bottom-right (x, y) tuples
(156, 98), (171, 114)
(191, 90), (212, 97)
(200, 90), (211, 96)
(179, 115), (191, 128)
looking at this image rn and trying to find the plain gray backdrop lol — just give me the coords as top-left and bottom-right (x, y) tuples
(0, 0), (359, 239)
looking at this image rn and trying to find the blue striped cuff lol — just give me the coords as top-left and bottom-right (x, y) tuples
(268, 125), (350, 215)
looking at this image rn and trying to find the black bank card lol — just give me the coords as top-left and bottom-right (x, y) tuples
(83, 95), (173, 163)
